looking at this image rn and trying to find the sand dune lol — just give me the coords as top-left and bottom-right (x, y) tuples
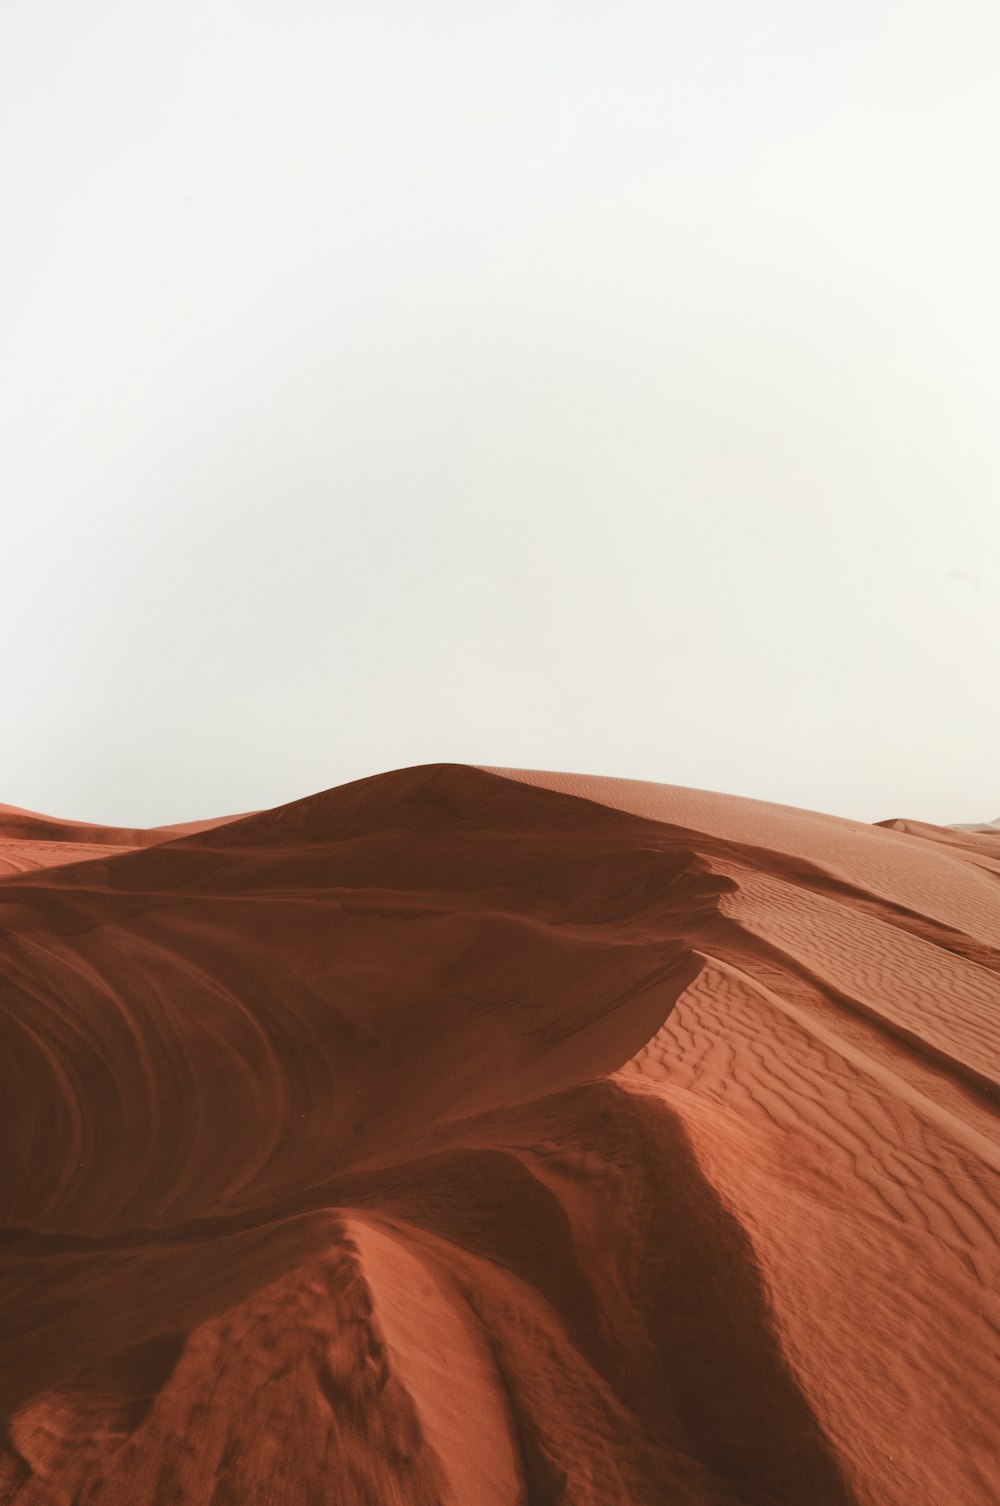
(1, 765), (997, 1504)
(0, 803), (243, 877)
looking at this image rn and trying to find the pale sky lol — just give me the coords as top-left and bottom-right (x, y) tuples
(2, 1), (998, 828)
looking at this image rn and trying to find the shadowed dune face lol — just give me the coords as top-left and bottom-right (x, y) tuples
(0, 766), (716, 1235)
(1, 765), (998, 1505)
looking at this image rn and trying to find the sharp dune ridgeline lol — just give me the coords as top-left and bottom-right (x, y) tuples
(1, 764), (998, 1505)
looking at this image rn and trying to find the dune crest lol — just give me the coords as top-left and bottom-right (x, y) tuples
(1, 765), (997, 1504)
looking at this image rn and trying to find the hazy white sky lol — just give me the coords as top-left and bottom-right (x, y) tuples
(2, 0), (998, 827)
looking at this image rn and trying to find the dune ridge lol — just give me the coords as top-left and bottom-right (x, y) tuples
(0, 802), (244, 878)
(1, 764), (997, 1504)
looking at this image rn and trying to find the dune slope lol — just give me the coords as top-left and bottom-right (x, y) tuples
(1, 764), (997, 1505)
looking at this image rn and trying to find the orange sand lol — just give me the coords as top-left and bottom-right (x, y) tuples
(1, 765), (997, 1504)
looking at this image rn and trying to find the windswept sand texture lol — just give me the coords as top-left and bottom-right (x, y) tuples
(1, 765), (997, 1504)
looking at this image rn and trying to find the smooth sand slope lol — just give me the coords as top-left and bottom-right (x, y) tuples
(1, 766), (997, 1505)
(0, 804), (243, 877)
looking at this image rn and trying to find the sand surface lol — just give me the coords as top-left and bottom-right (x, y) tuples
(1, 765), (997, 1504)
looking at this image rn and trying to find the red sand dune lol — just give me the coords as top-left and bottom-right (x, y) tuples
(0, 803), (243, 878)
(1, 765), (997, 1505)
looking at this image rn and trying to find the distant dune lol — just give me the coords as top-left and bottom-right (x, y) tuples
(1, 765), (997, 1505)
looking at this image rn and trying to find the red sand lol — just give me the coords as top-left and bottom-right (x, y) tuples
(1, 765), (997, 1504)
